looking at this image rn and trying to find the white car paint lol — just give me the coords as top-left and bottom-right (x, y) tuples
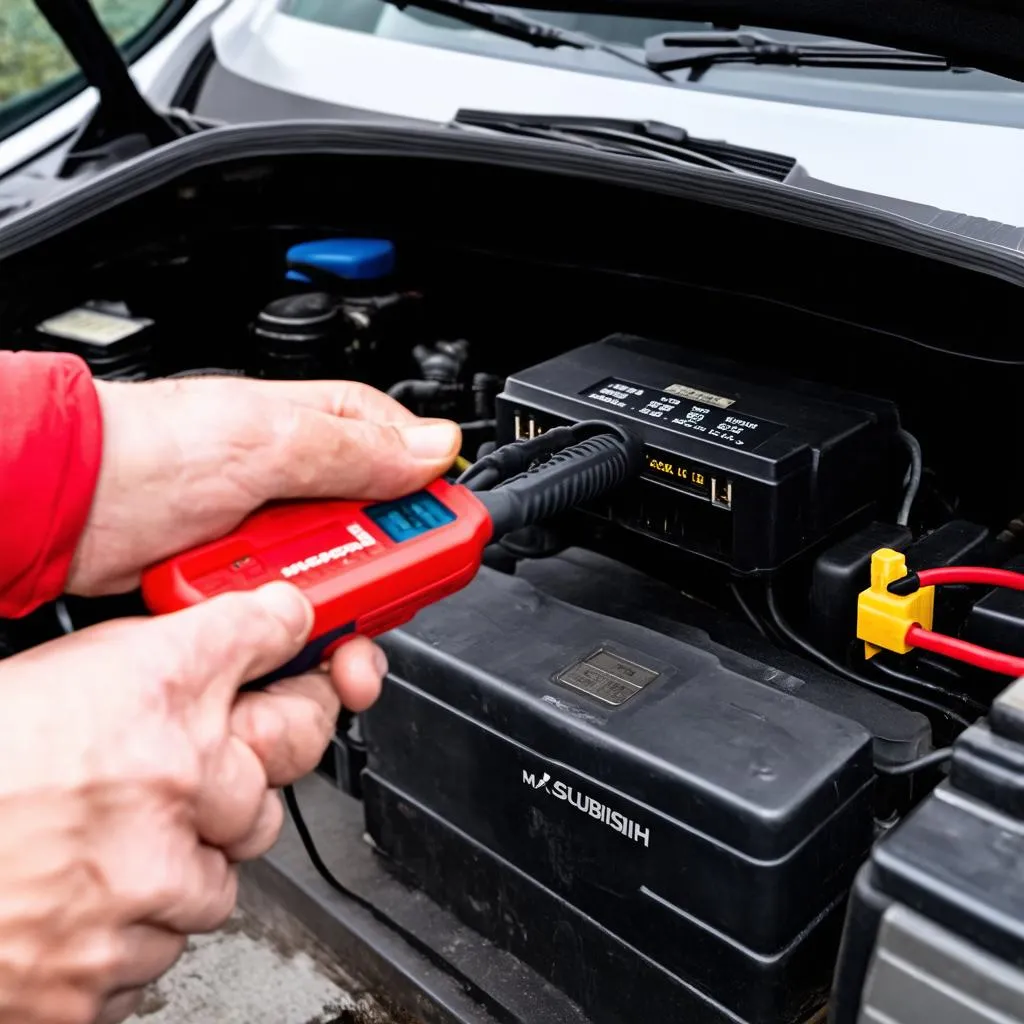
(211, 0), (1024, 226)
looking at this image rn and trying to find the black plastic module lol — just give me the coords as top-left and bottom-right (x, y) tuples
(363, 565), (890, 1024)
(496, 334), (902, 573)
(831, 678), (1024, 1024)
(963, 552), (1024, 657)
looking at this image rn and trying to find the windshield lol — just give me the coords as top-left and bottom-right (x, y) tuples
(279, 0), (1024, 126)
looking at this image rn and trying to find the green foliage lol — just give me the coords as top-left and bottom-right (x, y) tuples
(0, 0), (165, 108)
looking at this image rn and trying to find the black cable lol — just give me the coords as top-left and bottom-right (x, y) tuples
(479, 431), (643, 538)
(728, 582), (769, 640)
(455, 425), (578, 491)
(897, 428), (922, 527)
(282, 785), (514, 1021)
(874, 747), (952, 777)
(763, 585), (973, 731)
(869, 654), (987, 717)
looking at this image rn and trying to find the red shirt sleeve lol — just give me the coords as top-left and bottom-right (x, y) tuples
(0, 352), (103, 618)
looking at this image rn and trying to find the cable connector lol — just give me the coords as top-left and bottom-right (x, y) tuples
(477, 428), (642, 538)
(857, 548), (934, 659)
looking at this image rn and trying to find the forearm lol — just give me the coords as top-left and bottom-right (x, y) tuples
(0, 352), (103, 617)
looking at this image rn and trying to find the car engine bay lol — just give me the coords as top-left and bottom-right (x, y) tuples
(3, 146), (1024, 1023)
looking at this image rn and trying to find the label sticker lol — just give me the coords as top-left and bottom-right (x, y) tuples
(555, 648), (660, 706)
(36, 307), (152, 346)
(642, 449), (712, 497)
(521, 765), (651, 847)
(581, 376), (784, 452)
(663, 382), (735, 408)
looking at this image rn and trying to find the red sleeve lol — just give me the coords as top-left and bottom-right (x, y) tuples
(0, 352), (103, 618)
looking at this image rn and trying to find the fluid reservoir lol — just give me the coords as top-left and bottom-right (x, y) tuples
(285, 237), (396, 294)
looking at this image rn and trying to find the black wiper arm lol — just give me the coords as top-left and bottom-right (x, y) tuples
(381, 0), (670, 78)
(453, 110), (799, 181)
(644, 30), (959, 78)
(384, 0), (588, 49)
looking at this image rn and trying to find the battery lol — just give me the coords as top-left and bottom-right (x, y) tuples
(497, 334), (902, 573)
(363, 565), (881, 1024)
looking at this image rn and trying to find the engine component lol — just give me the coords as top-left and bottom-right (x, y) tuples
(285, 237), (396, 290)
(514, 547), (931, 773)
(903, 519), (991, 632)
(858, 549), (937, 660)
(387, 340), (470, 416)
(496, 334), (903, 573)
(33, 300), (156, 379)
(963, 553), (1024, 657)
(810, 521), (913, 657)
(831, 677), (1024, 1024)
(362, 565), (906, 1024)
(862, 556), (1024, 677)
(250, 291), (344, 379)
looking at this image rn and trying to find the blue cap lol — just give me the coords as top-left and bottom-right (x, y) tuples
(285, 238), (396, 284)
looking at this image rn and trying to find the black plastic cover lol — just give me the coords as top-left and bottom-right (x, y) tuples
(831, 677), (1024, 1023)
(963, 552), (1024, 658)
(810, 521), (913, 657)
(905, 519), (991, 634)
(497, 334), (902, 573)
(364, 565), (883, 1023)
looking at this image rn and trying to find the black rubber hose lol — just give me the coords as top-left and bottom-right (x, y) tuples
(386, 379), (446, 404)
(478, 431), (643, 538)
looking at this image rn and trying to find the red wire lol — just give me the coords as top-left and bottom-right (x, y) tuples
(890, 565), (1024, 675)
(906, 624), (1024, 677)
(915, 566), (1024, 591)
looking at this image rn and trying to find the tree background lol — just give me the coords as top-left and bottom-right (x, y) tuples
(0, 0), (163, 107)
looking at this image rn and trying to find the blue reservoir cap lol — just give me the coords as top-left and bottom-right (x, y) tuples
(285, 238), (396, 283)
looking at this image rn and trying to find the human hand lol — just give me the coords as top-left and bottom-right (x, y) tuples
(0, 581), (362, 1024)
(65, 376), (458, 711)
(68, 375), (460, 595)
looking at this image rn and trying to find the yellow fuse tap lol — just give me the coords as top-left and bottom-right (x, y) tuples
(856, 548), (935, 659)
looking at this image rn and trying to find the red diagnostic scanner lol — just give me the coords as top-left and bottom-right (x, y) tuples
(142, 424), (641, 686)
(142, 479), (493, 684)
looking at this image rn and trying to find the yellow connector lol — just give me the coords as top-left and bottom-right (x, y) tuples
(856, 549), (935, 659)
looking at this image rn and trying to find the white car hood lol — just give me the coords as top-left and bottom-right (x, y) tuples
(212, 0), (1024, 227)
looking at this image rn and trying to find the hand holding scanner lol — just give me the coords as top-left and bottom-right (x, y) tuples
(141, 423), (641, 685)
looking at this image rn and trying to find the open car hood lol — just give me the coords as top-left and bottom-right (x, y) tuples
(14, 0), (1024, 245)
(29, 0), (1024, 153)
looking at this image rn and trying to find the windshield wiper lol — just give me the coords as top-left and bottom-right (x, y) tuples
(644, 30), (961, 80)
(453, 110), (799, 180)
(381, 0), (670, 79)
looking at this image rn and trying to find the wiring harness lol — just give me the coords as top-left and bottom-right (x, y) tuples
(858, 550), (1024, 677)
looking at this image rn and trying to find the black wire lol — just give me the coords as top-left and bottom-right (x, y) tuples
(728, 582), (769, 640)
(896, 428), (923, 527)
(869, 654), (987, 717)
(763, 585), (973, 731)
(282, 785), (510, 1019)
(874, 747), (953, 777)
